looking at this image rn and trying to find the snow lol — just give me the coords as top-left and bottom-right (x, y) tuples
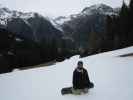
(15, 38), (23, 42)
(0, 6), (35, 25)
(53, 16), (72, 28)
(55, 17), (71, 25)
(81, 4), (117, 16)
(49, 18), (63, 31)
(0, 46), (133, 100)
(19, 12), (35, 19)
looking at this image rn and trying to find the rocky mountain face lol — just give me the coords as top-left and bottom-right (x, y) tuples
(0, 6), (63, 43)
(54, 4), (120, 49)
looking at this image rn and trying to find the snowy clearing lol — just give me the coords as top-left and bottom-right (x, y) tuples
(0, 46), (133, 100)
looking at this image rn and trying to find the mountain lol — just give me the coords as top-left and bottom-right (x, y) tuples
(0, 46), (133, 100)
(54, 4), (119, 25)
(81, 4), (118, 15)
(0, 6), (63, 42)
(54, 4), (120, 48)
(0, 4), (120, 47)
(0, 4), (123, 59)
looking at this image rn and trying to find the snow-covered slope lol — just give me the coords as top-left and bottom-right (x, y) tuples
(0, 46), (133, 100)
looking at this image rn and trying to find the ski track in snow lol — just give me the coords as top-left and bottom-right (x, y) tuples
(0, 46), (133, 100)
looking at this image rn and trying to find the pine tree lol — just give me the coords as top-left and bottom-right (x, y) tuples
(118, 1), (129, 46)
(129, 0), (133, 10)
(128, 0), (133, 45)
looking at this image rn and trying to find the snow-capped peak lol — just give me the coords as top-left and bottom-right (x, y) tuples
(81, 3), (117, 15)
(53, 3), (119, 27)
(0, 5), (37, 25)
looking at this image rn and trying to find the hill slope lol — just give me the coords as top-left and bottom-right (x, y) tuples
(0, 46), (133, 100)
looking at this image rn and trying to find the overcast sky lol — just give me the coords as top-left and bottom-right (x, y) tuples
(0, 0), (130, 18)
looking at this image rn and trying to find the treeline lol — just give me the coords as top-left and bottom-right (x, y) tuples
(104, 0), (133, 50)
(0, 28), (75, 74)
(81, 0), (133, 57)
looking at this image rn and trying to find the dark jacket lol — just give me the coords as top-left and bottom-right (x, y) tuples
(73, 68), (91, 89)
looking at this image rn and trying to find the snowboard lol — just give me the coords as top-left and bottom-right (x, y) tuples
(61, 82), (94, 95)
(61, 87), (72, 95)
(87, 82), (94, 88)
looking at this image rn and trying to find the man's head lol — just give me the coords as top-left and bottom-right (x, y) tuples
(77, 61), (83, 69)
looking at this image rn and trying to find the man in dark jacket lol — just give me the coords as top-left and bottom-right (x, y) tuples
(72, 61), (94, 94)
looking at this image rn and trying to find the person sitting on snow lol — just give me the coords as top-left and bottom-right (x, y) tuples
(72, 61), (94, 94)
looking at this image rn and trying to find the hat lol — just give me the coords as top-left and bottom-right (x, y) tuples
(77, 61), (83, 65)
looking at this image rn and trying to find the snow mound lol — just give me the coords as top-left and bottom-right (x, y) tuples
(0, 46), (133, 100)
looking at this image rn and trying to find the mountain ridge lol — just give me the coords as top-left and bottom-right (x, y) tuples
(54, 3), (119, 25)
(0, 5), (63, 42)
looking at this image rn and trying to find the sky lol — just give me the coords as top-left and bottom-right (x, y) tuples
(0, 0), (130, 18)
